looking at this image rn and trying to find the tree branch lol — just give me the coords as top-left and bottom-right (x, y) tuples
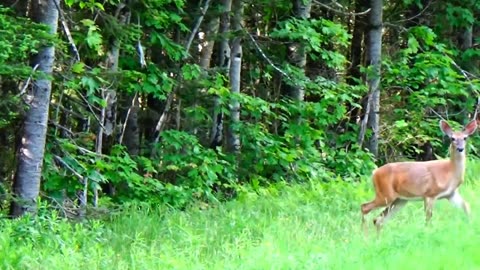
(246, 32), (293, 82)
(119, 91), (138, 144)
(48, 120), (74, 136)
(18, 63), (39, 97)
(312, 0), (371, 16)
(450, 59), (480, 121)
(53, 0), (80, 62)
(357, 92), (372, 146)
(53, 155), (83, 179)
(387, 0), (431, 24)
(185, 0), (212, 58)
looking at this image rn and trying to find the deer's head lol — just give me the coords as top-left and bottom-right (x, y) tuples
(440, 120), (477, 153)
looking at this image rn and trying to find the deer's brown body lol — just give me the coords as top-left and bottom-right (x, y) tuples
(361, 120), (477, 232)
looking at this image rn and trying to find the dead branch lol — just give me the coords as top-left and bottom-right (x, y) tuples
(185, 0), (212, 58)
(451, 59), (478, 81)
(388, 0), (431, 24)
(313, 0), (371, 16)
(18, 64), (39, 96)
(153, 93), (174, 144)
(358, 92), (372, 146)
(473, 97), (480, 121)
(53, 155), (83, 179)
(50, 103), (89, 119)
(40, 192), (71, 218)
(246, 32), (293, 82)
(118, 91), (139, 144)
(428, 108), (447, 121)
(74, 83), (116, 132)
(53, 0), (80, 62)
(48, 120), (74, 136)
(52, 136), (105, 157)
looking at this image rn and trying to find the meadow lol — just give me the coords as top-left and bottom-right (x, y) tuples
(1, 161), (480, 270)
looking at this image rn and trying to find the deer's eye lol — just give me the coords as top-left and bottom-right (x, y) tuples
(451, 137), (455, 141)
(464, 137), (468, 141)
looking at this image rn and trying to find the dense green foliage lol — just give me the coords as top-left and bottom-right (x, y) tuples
(0, 0), (479, 211)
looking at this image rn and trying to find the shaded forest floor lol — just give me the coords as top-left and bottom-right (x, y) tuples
(2, 161), (480, 269)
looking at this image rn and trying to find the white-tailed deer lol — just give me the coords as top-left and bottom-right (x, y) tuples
(361, 119), (477, 232)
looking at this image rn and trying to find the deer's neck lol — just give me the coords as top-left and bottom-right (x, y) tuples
(449, 145), (466, 179)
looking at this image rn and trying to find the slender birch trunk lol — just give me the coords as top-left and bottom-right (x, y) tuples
(210, 0), (232, 149)
(227, 0), (243, 153)
(10, 0), (59, 217)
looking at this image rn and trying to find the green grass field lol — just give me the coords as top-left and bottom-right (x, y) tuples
(2, 161), (480, 269)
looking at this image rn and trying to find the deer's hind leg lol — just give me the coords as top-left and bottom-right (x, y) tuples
(361, 198), (384, 228)
(424, 197), (437, 225)
(361, 195), (393, 233)
(373, 198), (408, 232)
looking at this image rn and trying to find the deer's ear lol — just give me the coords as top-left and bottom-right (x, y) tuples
(440, 120), (453, 137)
(463, 120), (478, 136)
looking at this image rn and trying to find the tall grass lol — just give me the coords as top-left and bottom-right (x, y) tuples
(2, 161), (480, 269)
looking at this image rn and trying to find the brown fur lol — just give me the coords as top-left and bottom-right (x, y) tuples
(361, 119), (477, 233)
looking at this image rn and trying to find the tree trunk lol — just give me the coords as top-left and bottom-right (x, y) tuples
(457, 24), (473, 122)
(278, 0), (311, 140)
(98, 47), (119, 199)
(210, 0), (232, 149)
(227, 0), (243, 153)
(342, 0), (369, 137)
(199, 14), (219, 69)
(101, 8), (130, 197)
(347, 0), (368, 85)
(191, 8), (219, 136)
(306, 3), (336, 82)
(365, 0), (383, 158)
(10, 0), (59, 217)
(459, 25), (473, 71)
(104, 8), (129, 138)
(287, 0), (311, 102)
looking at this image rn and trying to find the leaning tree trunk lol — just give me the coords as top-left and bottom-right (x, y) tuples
(227, 0), (243, 153)
(10, 0), (59, 217)
(365, 0), (383, 158)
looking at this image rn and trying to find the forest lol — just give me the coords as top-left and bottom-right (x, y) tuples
(0, 0), (480, 268)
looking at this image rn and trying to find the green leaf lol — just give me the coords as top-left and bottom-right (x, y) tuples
(395, 120), (408, 128)
(72, 62), (85, 74)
